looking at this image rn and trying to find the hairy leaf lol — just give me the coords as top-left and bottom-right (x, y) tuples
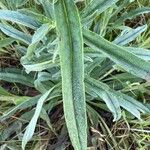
(0, 68), (34, 87)
(32, 23), (51, 44)
(22, 89), (51, 150)
(125, 47), (150, 61)
(54, 0), (87, 149)
(0, 23), (31, 44)
(85, 76), (150, 119)
(85, 77), (121, 121)
(115, 7), (150, 25)
(81, 0), (119, 20)
(0, 10), (40, 29)
(83, 29), (150, 81)
(113, 25), (147, 46)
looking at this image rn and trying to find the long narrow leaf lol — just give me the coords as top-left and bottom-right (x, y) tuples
(22, 59), (59, 73)
(125, 47), (150, 61)
(0, 96), (40, 121)
(0, 37), (15, 49)
(81, 0), (119, 19)
(0, 23), (31, 44)
(85, 46), (150, 61)
(22, 89), (51, 150)
(54, 1), (87, 150)
(113, 25), (147, 46)
(0, 68), (34, 87)
(0, 83), (61, 121)
(85, 76), (150, 119)
(21, 23), (51, 60)
(0, 10), (40, 29)
(83, 29), (150, 81)
(38, 0), (54, 19)
(115, 7), (150, 25)
(32, 23), (51, 44)
(85, 77), (121, 121)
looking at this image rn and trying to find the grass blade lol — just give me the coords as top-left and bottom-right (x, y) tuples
(0, 96), (40, 121)
(0, 83), (61, 121)
(54, 0), (87, 149)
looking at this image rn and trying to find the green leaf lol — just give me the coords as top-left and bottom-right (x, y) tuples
(22, 59), (58, 73)
(115, 7), (150, 25)
(0, 1), (7, 9)
(37, 0), (54, 19)
(119, 94), (150, 115)
(0, 37), (15, 49)
(85, 57), (106, 75)
(85, 76), (150, 119)
(40, 108), (53, 131)
(84, 46), (150, 61)
(0, 83), (61, 121)
(83, 29), (150, 81)
(0, 121), (22, 141)
(0, 23), (31, 44)
(85, 77), (121, 121)
(19, 9), (53, 24)
(0, 95), (29, 105)
(125, 47), (150, 61)
(34, 72), (55, 93)
(0, 86), (29, 104)
(22, 44), (37, 60)
(111, 0), (131, 17)
(81, 0), (119, 22)
(21, 23), (51, 61)
(54, 0), (87, 150)
(103, 72), (141, 82)
(0, 68), (34, 87)
(5, 0), (29, 8)
(0, 86), (12, 96)
(22, 89), (51, 150)
(0, 96), (40, 121)
(0, 10), (40, 29)
(113, 25), (147, 46)
(32, 23), (51, 44)
(141, 37), (150, 49)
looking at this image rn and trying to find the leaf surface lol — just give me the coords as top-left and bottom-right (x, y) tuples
(54, 0), (87, 149)
(0, 10), (40, 29)
(83, 29), (150, 81)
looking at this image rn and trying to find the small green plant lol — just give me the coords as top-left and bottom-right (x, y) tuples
(0, 0), (150, 150)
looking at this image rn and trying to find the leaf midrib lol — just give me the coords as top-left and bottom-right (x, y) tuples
(61, 0), (82, 147)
